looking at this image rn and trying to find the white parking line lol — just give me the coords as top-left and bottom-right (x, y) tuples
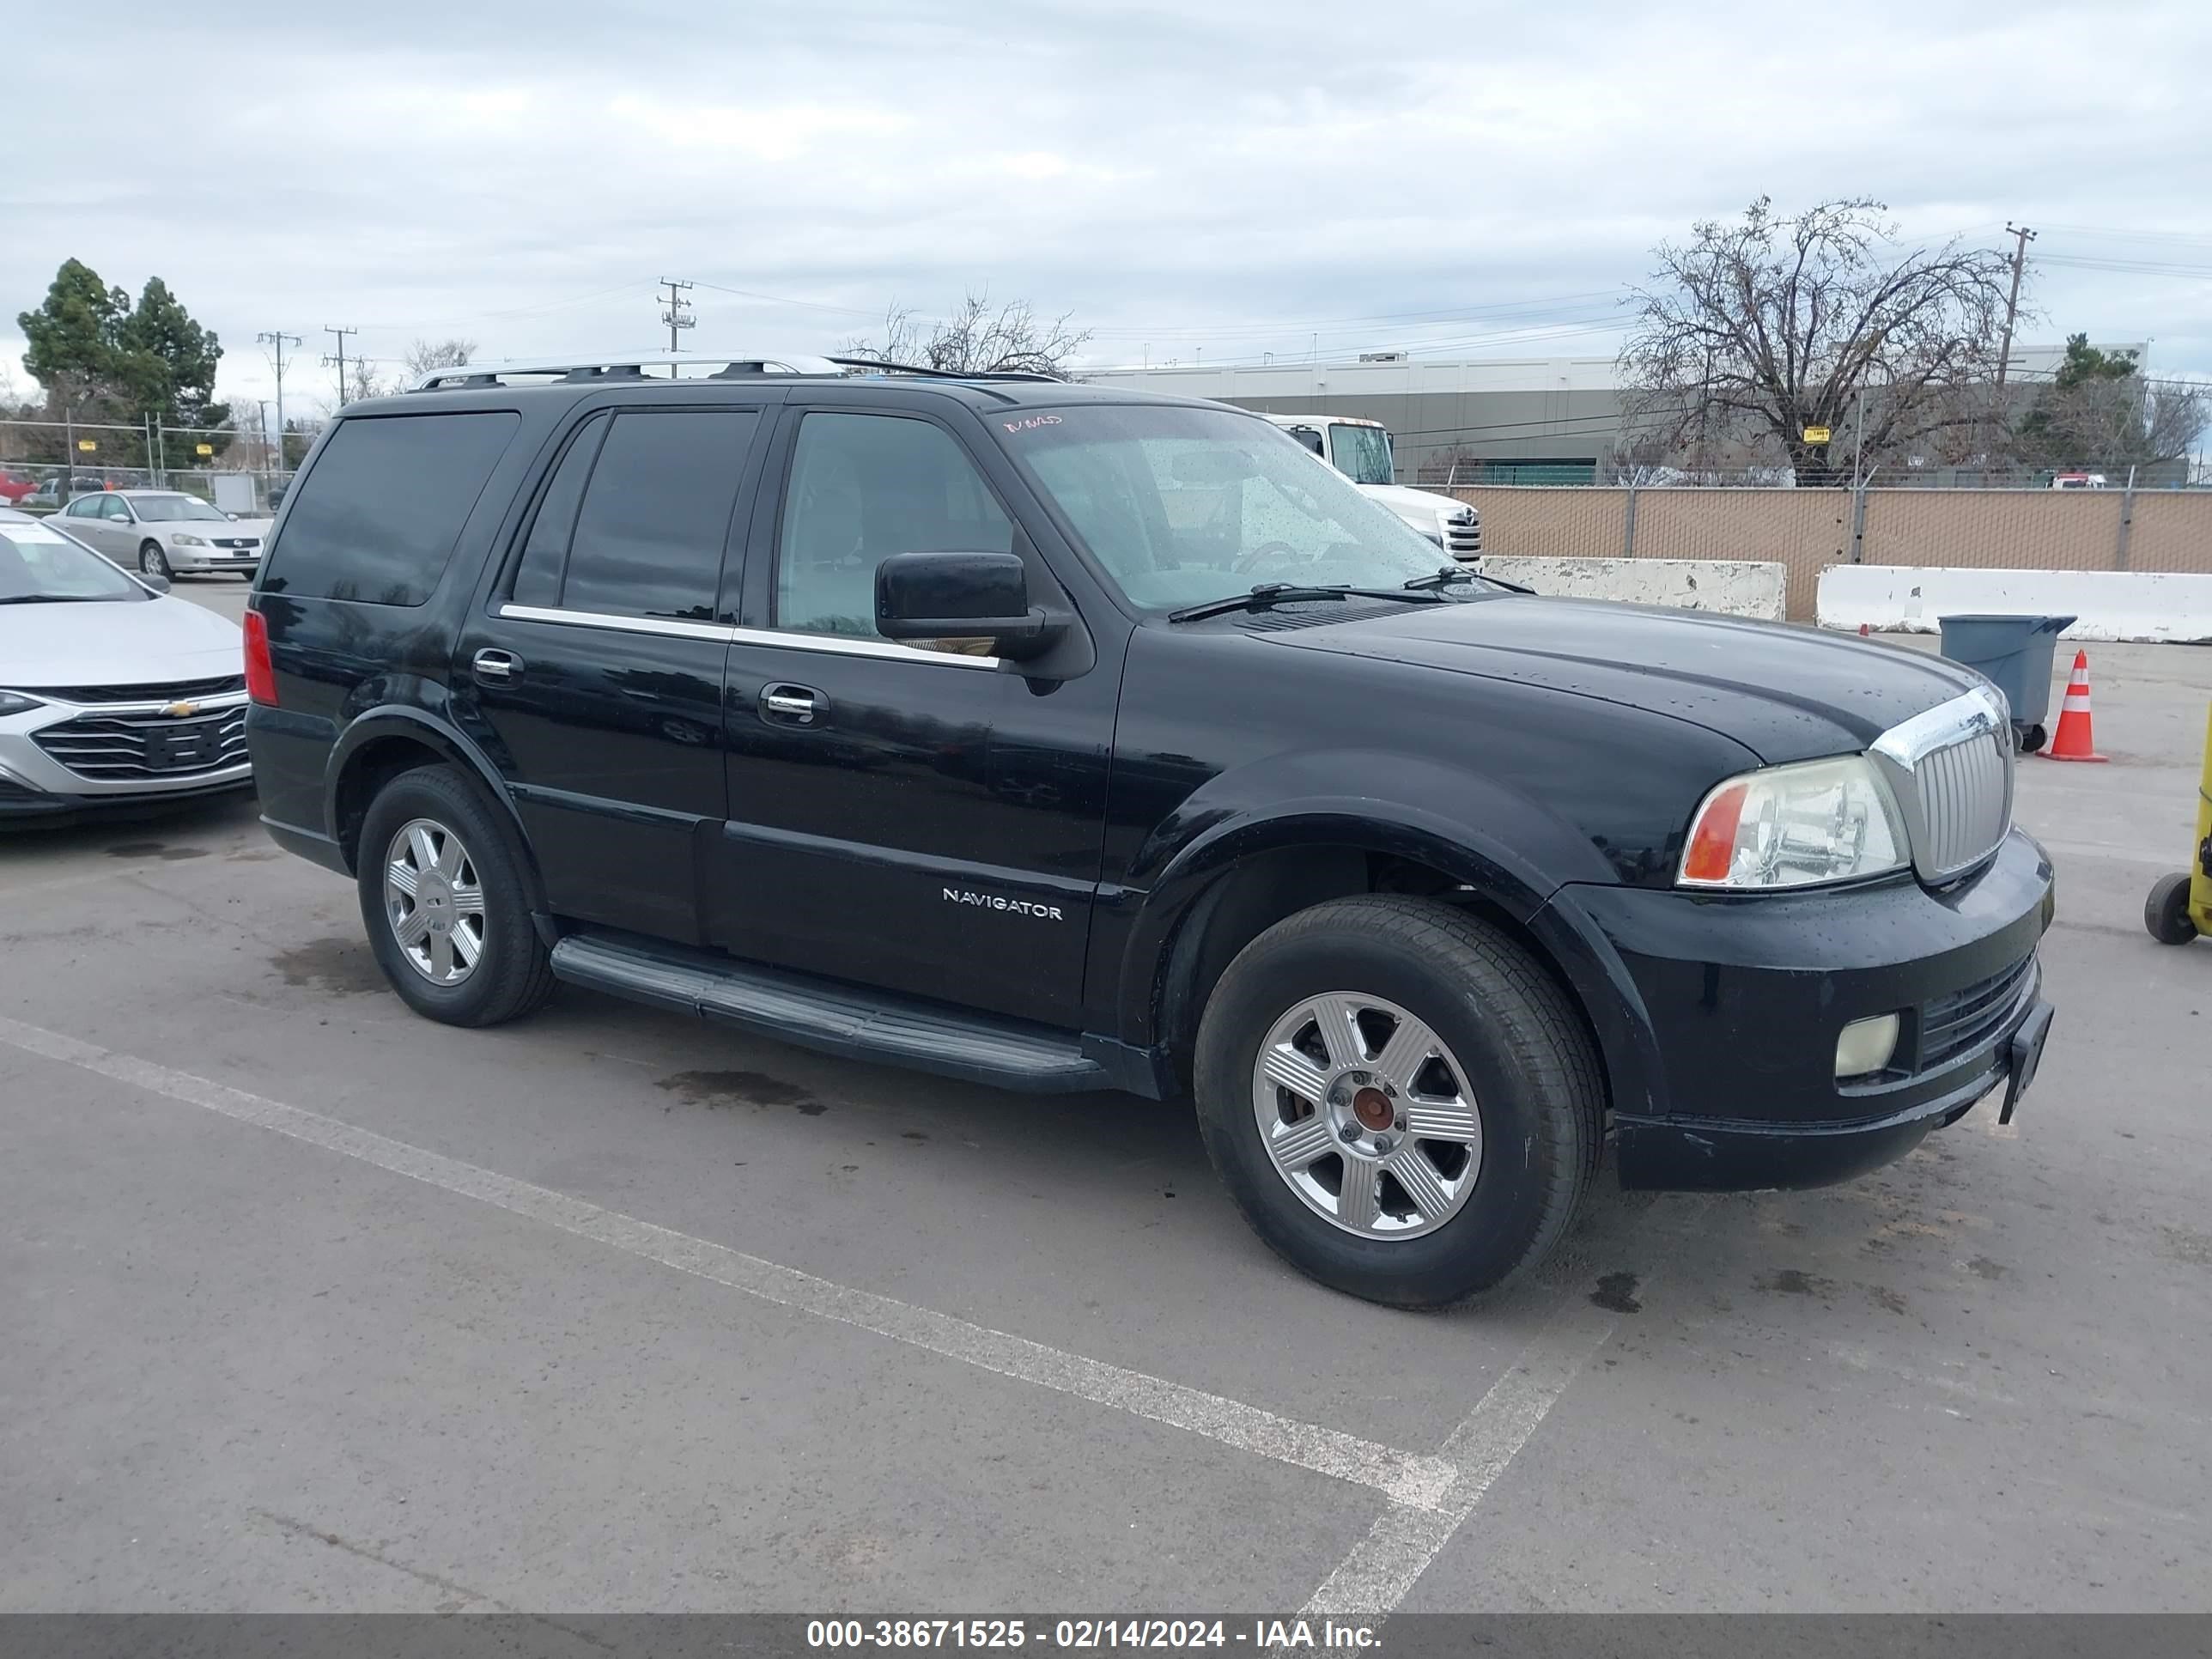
(0, 1014), (1456, 1512)
(1298, 1297), (1621, 1617)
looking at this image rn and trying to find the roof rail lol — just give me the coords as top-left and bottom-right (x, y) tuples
(825, 354), (1065, 385)
(410, 351), (849, 391)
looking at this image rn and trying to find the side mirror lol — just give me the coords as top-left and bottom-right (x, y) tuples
(876, 551), (1058, 658)
(140, 572), (172, 594)
(226, 511), (240, 520)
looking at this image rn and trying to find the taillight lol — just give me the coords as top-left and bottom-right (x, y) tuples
(242, 609), (277, 705)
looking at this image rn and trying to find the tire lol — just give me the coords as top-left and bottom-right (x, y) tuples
(2018, 723), (2047, 755)
(138, 541), (173, 580)
(356, 763), (556, 1026)
(2144, 872), (2201, 946)
(1194, 895), (1602, 1309)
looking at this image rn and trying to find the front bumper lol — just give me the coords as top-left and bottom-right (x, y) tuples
(163, 544), (261, 574)
(1553, 827), (2056, 1191)
(0, 696), (253, 823)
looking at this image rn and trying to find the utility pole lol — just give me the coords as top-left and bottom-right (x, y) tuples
(658, 278), (695, 354)
(322, 325), (360, 405)
(1994, 223), (2037, 392)
(258, 331), (301, 471)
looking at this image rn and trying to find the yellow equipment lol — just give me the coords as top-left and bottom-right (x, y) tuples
(2144, 700), (2212, 945)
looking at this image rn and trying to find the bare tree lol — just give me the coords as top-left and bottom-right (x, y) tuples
(1620, 198), (2019, 482)
(845, 292), (1090, 379)
(403, 337), (476, 377)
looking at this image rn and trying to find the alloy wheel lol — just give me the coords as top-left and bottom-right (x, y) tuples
(1249, 992), (1484, 1238)
(383, 817), (487, 986)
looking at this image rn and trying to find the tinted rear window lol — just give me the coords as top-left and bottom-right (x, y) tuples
(263, 411), (520, 605)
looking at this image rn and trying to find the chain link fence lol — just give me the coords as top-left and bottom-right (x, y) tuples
(1, 416), (295, 517)
(1449, 483), (2212, 620)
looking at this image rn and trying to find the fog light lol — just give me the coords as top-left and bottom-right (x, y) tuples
(1835, 1012), (1901, 1079)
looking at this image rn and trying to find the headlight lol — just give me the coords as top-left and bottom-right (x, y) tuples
(172, 533), (208, 546)
(0, 690), (46, 717)
(1679, 755), (1908, 890)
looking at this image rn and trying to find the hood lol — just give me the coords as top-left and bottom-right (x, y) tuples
(1264, 593), (1982, 764)
(1357, 483), (1466, 526)
(0, 592), (242, 690)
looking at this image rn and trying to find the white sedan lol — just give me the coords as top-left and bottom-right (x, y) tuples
(0, 509), (250, 825)
(54, 489), (273, 580)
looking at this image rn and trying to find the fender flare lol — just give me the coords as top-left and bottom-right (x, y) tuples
(1110, 758), (1666, 1120)
(323, 707), (527, 872)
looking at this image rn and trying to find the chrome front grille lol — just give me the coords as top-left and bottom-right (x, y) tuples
(1870, 688), (2014, 883)
(33, 702), (248, 781)
(1914, 731), (2011, 876)
(1443, 507), (1481, 558)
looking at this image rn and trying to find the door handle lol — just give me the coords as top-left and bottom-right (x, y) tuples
(760, 684), (824, 726)
(473, 648), (522, 682)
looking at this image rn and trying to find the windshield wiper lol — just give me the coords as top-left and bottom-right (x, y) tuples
(0, 594), (111, 605)
(1403, 564), (1534, 596)
(1167, 582), (1445, 623)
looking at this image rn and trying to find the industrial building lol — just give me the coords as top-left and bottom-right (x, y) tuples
(1085, 343), (2142, 484)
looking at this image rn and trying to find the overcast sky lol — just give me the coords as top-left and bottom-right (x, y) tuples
(6, 0), (2210, 420)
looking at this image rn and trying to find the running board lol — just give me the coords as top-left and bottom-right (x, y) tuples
(549, 930), (1115, 1094)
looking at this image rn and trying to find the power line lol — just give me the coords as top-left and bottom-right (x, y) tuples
(256, 331), (301, 461)
(321, 325), (360, 404)
(658, 278), (695, 353)
(1996, 223), (2037, 392)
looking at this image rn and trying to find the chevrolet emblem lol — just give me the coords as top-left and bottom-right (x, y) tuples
(165, 701), (200, 718)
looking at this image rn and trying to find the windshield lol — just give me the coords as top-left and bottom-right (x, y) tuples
(0, 519), (150, 603)
(1328, 423), (1395, 486)
(1008, 406), (1445, 611)
(129, 493), (229, 522)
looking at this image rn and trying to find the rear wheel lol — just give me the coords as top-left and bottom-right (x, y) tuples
(138, 541), (172, 580)
(2144, 872), (2200, 945)
(356, 763), (555, 1025)
(1194, 895), (1602, 1309)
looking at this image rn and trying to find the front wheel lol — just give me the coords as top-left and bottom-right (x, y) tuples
(356, 763), (556, 1025)
(138, 541), (173, 580)
(1194, 896), (1602, 1309)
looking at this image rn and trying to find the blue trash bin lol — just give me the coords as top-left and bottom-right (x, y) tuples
(1936, 614), (2075, 753)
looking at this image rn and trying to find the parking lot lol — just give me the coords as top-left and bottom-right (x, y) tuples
(3, 578), (2208, 1618)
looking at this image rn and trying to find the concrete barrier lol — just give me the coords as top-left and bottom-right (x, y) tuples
(1815, 565), (2212, 643)
(1480, 556), (1787, 620)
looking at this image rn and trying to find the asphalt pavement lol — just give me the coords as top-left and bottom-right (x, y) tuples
(2, 579), (2206, 1616)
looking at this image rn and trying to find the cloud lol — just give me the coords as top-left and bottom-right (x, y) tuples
(1, 0), (2207, 409)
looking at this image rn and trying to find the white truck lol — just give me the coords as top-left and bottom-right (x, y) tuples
(1260, 413), (1481, 561)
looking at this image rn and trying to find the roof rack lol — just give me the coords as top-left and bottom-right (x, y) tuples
(410, 351), (849, 391)
(823, 355), (1065, 385)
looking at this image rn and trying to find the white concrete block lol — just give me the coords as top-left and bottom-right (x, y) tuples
(1480, 556), (1787, 619)
(1815, 565), (2212, 644)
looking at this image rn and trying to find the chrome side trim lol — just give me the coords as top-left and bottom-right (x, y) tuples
(497, 604), (732, 642)
(494, 605), (1002, 668)
(726, 626), (1001, 670)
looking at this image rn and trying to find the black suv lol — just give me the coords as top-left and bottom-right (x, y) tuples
(246, 353), (2056, 1307)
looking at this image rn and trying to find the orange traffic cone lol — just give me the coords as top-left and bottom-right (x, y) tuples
(2040, 649), (2108, 763)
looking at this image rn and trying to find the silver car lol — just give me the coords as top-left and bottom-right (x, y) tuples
(52, 488), (274, 580)
(0, 509), (251, 825)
